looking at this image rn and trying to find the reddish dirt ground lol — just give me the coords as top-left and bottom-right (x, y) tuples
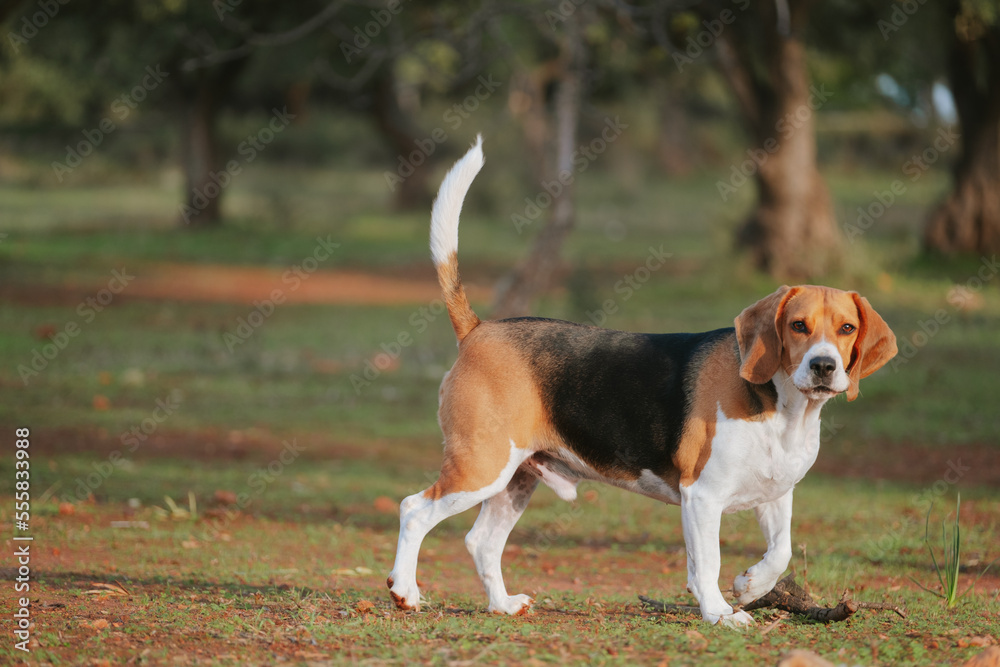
(2, 262), (493, 307)
(127, 262), (494, 306)
(30, 425), (1000, 488)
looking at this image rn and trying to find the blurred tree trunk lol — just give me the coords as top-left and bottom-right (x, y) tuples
(657, 84), (696, 176)
(178, 58), (246, 228)
(493, 15), (585, 319)
(507, 60), (562, 185)
(372, 67), (435, 211)
(924, 9), (1000, 255)
(181, 76), (222, 227)
(712, 0), (841, 278)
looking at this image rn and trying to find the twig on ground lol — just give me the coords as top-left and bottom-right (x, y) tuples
(636, 596), (701, 615)
(638, 574), (906, 624)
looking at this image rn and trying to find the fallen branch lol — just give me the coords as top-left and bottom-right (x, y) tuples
(635, 597), (700, 615)
(639, 574), (906, 624)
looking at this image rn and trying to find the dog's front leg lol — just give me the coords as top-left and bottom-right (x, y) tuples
(733, 489), (794, 605)
(680, 487), (755, 627)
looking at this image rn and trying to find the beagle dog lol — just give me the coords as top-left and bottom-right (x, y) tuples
(387, 136), (897, 626)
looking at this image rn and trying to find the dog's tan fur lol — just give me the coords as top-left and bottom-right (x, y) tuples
(387, 137), (898, 624)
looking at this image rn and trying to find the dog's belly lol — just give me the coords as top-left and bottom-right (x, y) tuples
(530, 448), (682, 505)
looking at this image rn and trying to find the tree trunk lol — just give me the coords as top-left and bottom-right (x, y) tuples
(181, 76), (223, 227)
(923, 15), (1000, 255)
(372, 67), (434, 211)
(492, 16), (584, 319)
(507, 61), (561, 185)
(714, 0), (841, 278)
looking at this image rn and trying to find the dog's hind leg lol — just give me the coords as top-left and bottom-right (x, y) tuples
(387, 439), (532, 611)
(465, 465), (539, 615)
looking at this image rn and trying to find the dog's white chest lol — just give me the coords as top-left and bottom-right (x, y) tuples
(701, 405), (822, 513)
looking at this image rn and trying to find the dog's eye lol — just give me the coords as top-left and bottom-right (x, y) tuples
(791, 321), (808, 333)
(840, 323), (856, 334)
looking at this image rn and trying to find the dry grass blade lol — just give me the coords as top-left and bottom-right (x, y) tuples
(80, 581), (131, 597)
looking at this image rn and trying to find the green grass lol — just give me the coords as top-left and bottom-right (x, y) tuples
(0, 160), (998, 664)
(0, 450), (997, 665)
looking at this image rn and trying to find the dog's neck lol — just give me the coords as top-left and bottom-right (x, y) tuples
(771, 368), (830, 448)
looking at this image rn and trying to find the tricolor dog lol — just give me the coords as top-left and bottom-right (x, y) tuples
(387, 136), (898, 626)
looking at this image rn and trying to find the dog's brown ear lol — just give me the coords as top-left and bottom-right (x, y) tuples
(735, 286), (798, 384)
(845, 293), (898, 401)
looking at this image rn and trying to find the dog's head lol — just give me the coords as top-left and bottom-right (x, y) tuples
(735, 285), (897, 401)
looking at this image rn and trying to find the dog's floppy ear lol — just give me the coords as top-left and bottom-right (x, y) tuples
(735, 286), (798, 384)
(845, 293), (898, 401)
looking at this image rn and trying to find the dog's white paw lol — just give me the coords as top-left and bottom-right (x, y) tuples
(387, 576), (421, 611)
(488, 594), (533, 616)
(718, 609), (756, 628)
(702, 606), (756, 628)
(733, 571), (776, 605)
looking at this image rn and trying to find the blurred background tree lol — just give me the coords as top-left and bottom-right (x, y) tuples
(923, 0), (1000, 254)
(2, 0), (997, 295)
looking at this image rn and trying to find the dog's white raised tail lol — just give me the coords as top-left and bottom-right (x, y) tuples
(430, 134), (484, 268)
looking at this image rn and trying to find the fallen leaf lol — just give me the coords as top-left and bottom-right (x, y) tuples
(182, 540), (199, 549)
(92, 395), (111, 411)
(213, 490), (238, 505)
(293, 652), (329, 660)
(121, 368), (145, 387)
(777, 650), (836, 667)
(373, 496), (397, 514)
(960, 646), (1000, 667)
(684, 629), (707, 650)
(355, 600), (375, 614)
(33, 324), (57, 340)
(334, 566), (373, 577)
(959, 636), (998, 649)
(90, 619), (109, 631)
(58, 502), (75, 516)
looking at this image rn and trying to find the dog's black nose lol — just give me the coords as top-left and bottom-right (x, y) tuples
(809, 356), (837, 378)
